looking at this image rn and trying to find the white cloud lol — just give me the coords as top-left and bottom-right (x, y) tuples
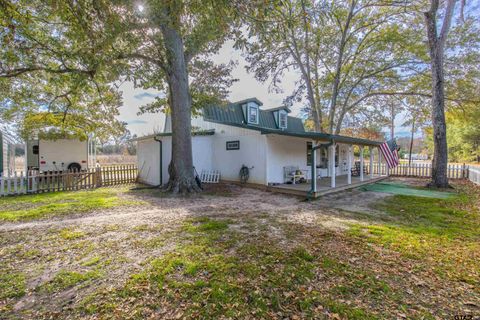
(118, 82), (165, 136)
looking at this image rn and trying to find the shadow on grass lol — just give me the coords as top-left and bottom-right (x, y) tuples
(348, 185), (480, 286)
(79, 216), (386, 319)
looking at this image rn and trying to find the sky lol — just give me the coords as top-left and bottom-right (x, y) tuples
(118, 40), (415, 139)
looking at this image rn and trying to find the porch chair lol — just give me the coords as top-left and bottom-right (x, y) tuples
(351, 161), (367, 177)
(283, 166), (307, 184)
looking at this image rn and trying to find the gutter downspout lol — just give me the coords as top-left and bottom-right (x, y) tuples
(307, 139), (334, 200)
(154, 137), (163, 186)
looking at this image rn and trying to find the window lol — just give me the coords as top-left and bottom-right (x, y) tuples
(226, 140), (240, 150)
(33, 145), (39, 155)
(279, 111), (287, 129)
(248, 103), (259, 124)
(306, 142), (312, 166)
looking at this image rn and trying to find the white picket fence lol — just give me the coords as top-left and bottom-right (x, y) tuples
(389, 163), (468, 179)
(200, 170), (220, 183)
(0, 165), (138, 197)
(468, 165), (480, 185)
(365, 161), (478, 182)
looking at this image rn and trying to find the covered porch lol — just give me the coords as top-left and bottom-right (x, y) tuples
(267, 174), (386, 197)
(262, 130), (389, 198)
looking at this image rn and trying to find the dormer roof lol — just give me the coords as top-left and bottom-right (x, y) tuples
(202, 99), (305, 133)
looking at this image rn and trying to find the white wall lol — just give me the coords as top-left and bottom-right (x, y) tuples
(136, 135), (213, 186)
(137, 138), (161, 185)
(192, 136), (213, 174)
(266, 135), (311, 184)
(210, 124), (267, 185)
(265, 137), (355, 183)
(192, 116), (271, 184)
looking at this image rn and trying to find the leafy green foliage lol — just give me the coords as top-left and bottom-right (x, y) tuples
(242, 0), (419, 133)
(0, 0), (127, 140)
(0, 0), (237, 139)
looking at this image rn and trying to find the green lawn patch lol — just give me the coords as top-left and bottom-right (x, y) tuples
(59, 227), (86, 240)
(0, 187), (144, 221)
(41, 269), (102, 293)
(0, 271), (26, 299)
(349, 188), (480, 286)
(361, 182), (454, 198)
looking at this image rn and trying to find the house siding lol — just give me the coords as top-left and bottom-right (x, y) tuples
(266, 135), (312, 184)
(137, 138), (162, 185)
(137, 135), (214, 186)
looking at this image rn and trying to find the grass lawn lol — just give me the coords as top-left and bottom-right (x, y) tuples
(0, 186), (144, 221)
(0, 180), (478, 319)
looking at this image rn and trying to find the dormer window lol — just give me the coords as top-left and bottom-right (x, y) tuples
(247, 103), (259, 124)
(279, 110), (288, 129)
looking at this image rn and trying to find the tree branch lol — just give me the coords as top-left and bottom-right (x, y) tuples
(0, 66), (95, 78)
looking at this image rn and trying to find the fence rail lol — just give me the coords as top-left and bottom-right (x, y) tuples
(469, 166), (480, 185)
(0, 165), (137, 197)
(364, 162), (470, 180)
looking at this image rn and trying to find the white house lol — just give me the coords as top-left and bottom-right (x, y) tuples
(135, 98), (387, 197)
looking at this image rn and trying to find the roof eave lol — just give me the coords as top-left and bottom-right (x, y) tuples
(260, 129), (382, 146)
(131, 129), (215, 142)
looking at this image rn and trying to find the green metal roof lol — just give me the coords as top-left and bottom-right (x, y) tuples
(134, 98), (383, 146)
(202, 100), (305, 133)
(202, 99), (382, 146)
(259, 128), (383, 146)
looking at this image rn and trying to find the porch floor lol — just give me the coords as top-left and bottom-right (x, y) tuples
(267, 174), (386, 198)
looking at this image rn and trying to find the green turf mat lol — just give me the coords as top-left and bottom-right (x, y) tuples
(360, 182), (454, 199)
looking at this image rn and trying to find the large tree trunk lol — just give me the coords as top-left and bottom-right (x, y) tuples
(409, 118), (415, 166)
(428, 44), (449, 187)
(390, 104), (395, 140)
(424, 0), (455, 188)
(327, 0), (355, 134)
(300, 0), (322, 132)
(161, 22), (200, 194)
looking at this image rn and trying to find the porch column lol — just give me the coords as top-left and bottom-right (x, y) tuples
(347, 145), (352, 184)
(329, 143), (336, 188)
(377, 147), (382, 175)
(360, 146), (364, 181)
(369, 146), (374, 178)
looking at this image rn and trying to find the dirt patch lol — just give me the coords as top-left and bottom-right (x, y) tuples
(1, 178), (478, 319)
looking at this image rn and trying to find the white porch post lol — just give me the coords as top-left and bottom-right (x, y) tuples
(329, 143), (336, 188)
(369, 146), (374, 178)
(360, 146), (364, 181)
(347, 145), (352, 184)
(377, 147), (382, 175)
(312, 141), (317, 193)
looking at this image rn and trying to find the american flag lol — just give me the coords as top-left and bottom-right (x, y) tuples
(380, 139), (399, 168)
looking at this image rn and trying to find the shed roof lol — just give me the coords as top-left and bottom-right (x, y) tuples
(132, 129), (215, 142)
